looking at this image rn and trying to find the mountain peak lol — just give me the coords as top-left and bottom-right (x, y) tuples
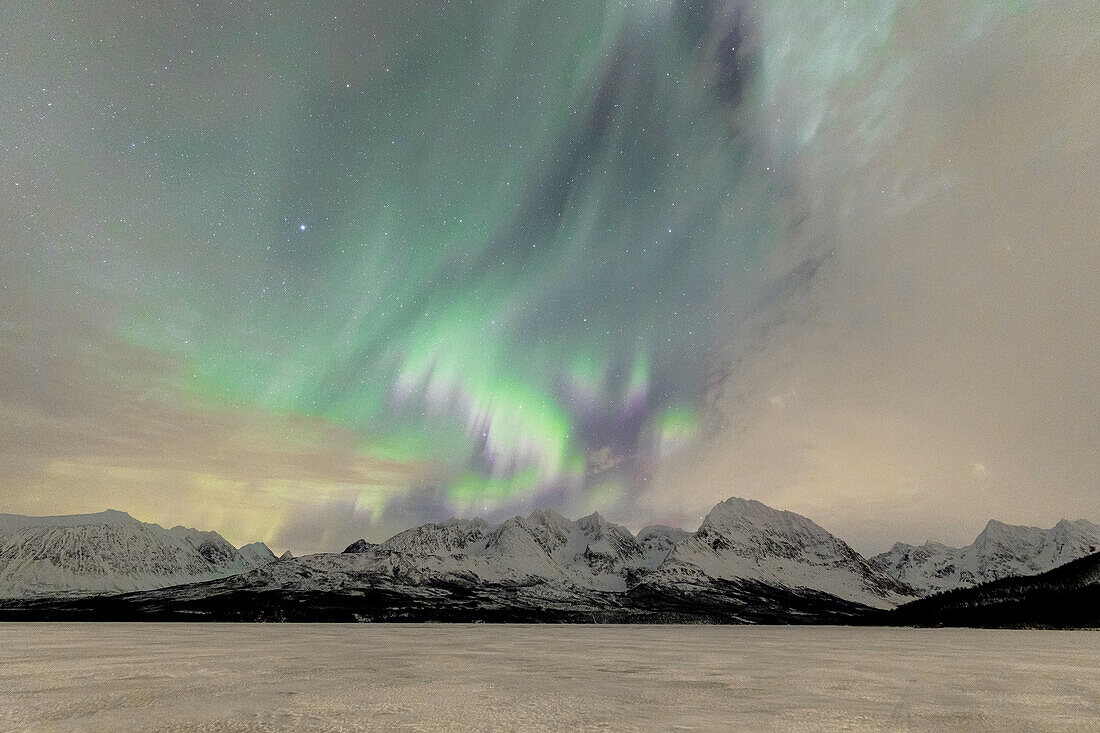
(699, 496), (814, 536)
(343, 539), (375, 554)
(975, 519), (1038, 545)
(704, 496), (777, 520)
(525, 509), (569, 527)
(576, 511), (611, 532)
(0, 509), (138, 530)
(1055, 518), (1100, 532)
(238, 541), (277, 566)
(713, 496), (762, 511)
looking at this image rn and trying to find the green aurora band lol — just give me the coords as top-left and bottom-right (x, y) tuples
(11, 0), (1030, 521)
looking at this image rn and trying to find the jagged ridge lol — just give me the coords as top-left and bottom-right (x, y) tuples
(327, 497), (910, 609)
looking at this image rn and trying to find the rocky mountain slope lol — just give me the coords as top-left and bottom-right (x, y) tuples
(870, 518), (1100, 595)
(0, 510), (276, 598)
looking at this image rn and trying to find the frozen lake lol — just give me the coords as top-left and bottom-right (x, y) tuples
(1, 624), (1097, 731)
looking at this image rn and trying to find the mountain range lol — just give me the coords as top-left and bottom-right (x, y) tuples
(0, 498), (1096, 625)
(870, 518), (1100, 594)
(0, 510), (275, 598)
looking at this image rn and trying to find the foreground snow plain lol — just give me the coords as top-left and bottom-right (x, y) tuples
(2, 624), (1097, 731)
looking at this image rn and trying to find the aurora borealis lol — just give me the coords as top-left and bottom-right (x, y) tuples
(4, 1), (1099, 554)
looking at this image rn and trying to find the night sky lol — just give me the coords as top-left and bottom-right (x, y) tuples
(3, 1), (1098, 554)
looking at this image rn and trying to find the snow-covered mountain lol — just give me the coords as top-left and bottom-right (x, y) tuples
(329, 498), (912, 606)
(339, 511), (650, 591)
(238, 542), (277, 566)
(343, 539), (376, 553)
(641, 498), (914, 609)
(0, 510), (276, 598)
(871, 518), (1100, 595)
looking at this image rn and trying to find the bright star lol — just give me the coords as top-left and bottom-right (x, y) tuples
(299, 224), (307, 231)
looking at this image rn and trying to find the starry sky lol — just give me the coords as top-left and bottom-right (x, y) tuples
(3, 1), (1098, 555)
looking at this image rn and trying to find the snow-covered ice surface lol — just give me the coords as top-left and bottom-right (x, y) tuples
(2, 624), (1097, 732)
